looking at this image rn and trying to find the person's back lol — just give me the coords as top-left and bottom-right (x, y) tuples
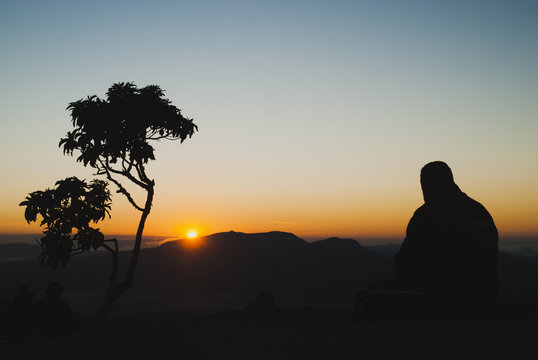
(394, 161), (498, 315)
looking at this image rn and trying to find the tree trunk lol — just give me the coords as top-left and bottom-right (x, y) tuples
(95, 239), (119, 327)
(95, 184), (154, 326)
(125, 184), (154, 288)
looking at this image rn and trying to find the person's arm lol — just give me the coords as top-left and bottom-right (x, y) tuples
(394, 208), (428, 283)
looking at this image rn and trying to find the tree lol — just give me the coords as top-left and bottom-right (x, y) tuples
(20, 177), (121, 327)
(20, 177), (113, 269)
(21, 82), (197, 324)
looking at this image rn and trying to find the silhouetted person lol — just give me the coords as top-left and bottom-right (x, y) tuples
(35, 282), (72, 341)
(1, 286), (35, 345)
(395, 161), (498, 316)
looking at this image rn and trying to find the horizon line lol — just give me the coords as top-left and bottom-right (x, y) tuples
(1, 231), (538, 241)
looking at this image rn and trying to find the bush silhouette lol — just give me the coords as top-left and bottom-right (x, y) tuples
(20, 177), (111, 269)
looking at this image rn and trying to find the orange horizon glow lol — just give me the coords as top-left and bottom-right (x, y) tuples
(3, 220), (538, 241)
(3, 184), (538, 241)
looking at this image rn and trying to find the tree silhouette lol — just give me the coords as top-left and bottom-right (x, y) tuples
(21, 82), (197, 325)
(20, 177), (112, 269)
(20, 177), (121, 327)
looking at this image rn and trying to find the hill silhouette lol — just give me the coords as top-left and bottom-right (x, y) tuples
(131, 231), (394, 309)
(0, 231), (537, 312)
(0, 243), (41, 261)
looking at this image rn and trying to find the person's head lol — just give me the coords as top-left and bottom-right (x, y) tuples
(420, 161), (457, 202)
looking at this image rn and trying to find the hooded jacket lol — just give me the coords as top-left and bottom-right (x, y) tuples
(395, 187), (498, 310)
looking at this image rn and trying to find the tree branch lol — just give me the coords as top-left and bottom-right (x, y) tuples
(121, 158), (133, 174)
(109, 176), (144, 212)
(97, 159), (144, 211)
(96, 238), (119, 327)
(102, 239), (119, 285)
(104, 158), (150, 189)
(135, 162), (149, 184)
(147, 135), (173, 140)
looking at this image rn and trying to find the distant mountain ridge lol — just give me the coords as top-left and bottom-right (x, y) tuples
(130, 231), (393, 308)
(0, 243), (41, 261)
(1, 231), (537, 311)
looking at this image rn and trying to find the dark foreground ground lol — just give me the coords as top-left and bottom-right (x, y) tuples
(2, 304), (538, 360)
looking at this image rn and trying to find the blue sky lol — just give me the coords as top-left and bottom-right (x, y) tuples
(1, 0), (537, 238)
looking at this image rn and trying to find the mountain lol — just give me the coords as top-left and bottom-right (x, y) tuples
(0, 243), (41, 261)
(0, 231), (537, 311)
(128, 231), (394, 309)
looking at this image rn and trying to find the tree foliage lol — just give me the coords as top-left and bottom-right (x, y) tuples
(20, 177), (111, 269)
(59, 82), (197, 169)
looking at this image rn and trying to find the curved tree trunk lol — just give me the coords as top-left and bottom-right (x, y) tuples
(96, 239), (119, 326)
(95, 184), (154, 326)
(125, 184), (154, 288)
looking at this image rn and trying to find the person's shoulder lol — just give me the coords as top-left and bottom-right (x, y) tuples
(459, 192), (497, 228)
(411, 203), (429, 218)
(460, 192), (491, 213)
(408, 203), (430, 228)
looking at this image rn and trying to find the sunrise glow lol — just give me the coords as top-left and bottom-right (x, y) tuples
(187, 231), (198, 239)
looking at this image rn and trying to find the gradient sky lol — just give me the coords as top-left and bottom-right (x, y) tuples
(1, 0), (537, 240)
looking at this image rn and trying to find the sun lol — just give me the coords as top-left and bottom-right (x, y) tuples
(182, 229), (203, 249)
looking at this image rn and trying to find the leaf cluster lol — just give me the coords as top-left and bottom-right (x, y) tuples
(19, 177), (111, 269)
(59, 82), (198, 168)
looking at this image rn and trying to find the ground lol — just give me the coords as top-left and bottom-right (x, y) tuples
(2, 306), (538, 360)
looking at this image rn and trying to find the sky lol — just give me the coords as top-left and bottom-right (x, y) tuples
(1, 0), (537, 241)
